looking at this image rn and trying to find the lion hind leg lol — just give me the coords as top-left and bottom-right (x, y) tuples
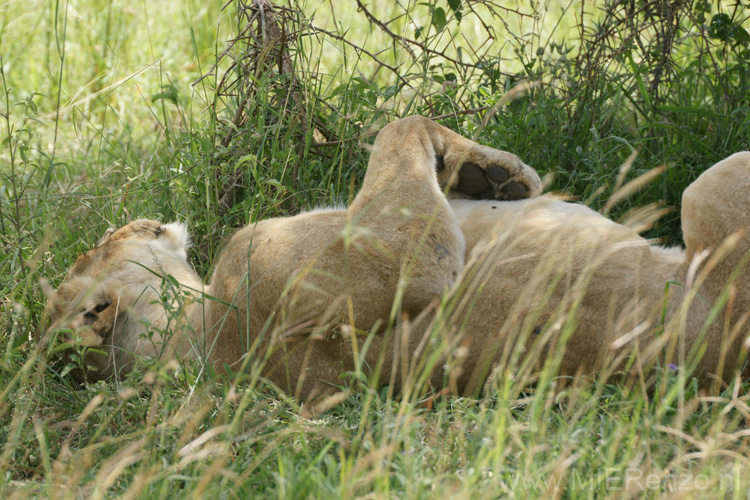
(682, 152), (750, 296)
(352, 116), (541, 212)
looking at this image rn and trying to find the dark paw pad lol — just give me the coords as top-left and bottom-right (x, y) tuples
(500, 182), (528, 199)
(487, 165), (509, 183)
(456, 162), (492, 195)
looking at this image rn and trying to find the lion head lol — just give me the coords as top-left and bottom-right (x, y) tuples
(47, 219), (202, 381)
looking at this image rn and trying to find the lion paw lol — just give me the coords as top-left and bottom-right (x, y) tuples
(438, 146), (541, 201)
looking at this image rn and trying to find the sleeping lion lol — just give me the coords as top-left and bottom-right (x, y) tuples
(46, 116), (750, 399)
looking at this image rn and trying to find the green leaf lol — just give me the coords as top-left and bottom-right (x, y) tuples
(432, 7), (447, 32)
(447, 0), (462, 21)
(656, 104), (721, 117)
(234, 154), (257, 171)
(732, 27), (750, 47)
(54, 341), (75, 353)
(694, 0), (710, 13)
(626, 51), (651, 111)
(708, 13), (732, 42)
(152, 84), (180, 105)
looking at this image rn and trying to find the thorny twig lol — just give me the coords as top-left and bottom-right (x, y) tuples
(304, 26), (412, 89)
(354, 0), (513, 78)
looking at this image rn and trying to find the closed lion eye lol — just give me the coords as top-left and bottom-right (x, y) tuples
(94, 300), (112, 313)
(83, 299), (112, 321)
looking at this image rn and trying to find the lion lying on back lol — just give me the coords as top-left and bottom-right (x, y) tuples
(47, 116), (750, 399)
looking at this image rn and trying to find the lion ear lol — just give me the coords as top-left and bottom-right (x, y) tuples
(157, 222), (192, 259)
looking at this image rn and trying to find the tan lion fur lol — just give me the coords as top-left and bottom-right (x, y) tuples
(46, 116), (750, 398)
(440, 153), (750, 395)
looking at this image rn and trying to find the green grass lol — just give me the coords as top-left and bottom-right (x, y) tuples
(2, 0), (750, 498)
